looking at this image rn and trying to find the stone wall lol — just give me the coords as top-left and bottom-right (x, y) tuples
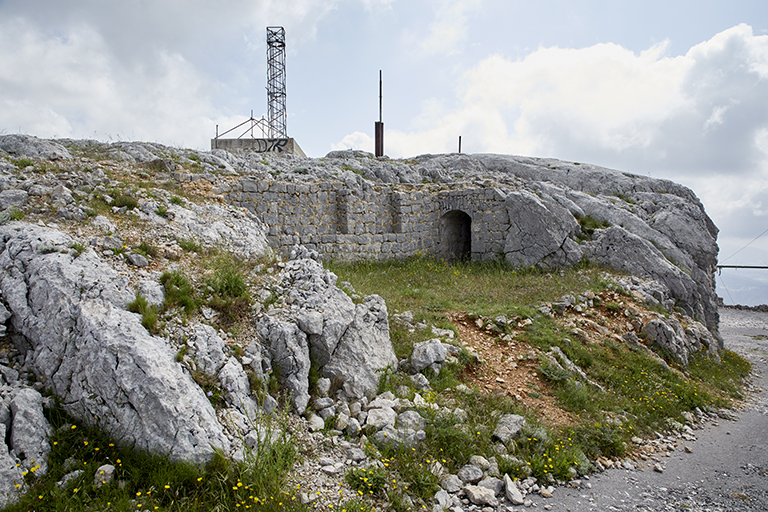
(225, 178), (510, 261)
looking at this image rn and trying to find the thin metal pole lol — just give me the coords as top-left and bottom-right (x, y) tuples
(458, 135), (462, 154)
(379, 70), (383, 123)
(717, 265), (768, 269)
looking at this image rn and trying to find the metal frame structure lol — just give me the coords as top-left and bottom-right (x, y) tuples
(266, 26), (287, 138)
(213, 26), (288, 146)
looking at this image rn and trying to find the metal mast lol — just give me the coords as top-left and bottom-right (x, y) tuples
(266, 26), (287, 138)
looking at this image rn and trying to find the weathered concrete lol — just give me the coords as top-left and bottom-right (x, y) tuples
(211, 138), (306, 157)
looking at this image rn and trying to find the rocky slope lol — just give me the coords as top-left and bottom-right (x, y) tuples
(0, 134), (725, 509)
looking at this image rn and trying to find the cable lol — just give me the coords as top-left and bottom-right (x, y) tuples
(721, 226), (768, 264)
(717, 272), (735, 305)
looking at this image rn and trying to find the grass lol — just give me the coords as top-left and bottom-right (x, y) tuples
(110, 194), (138, 210)
(5, 404), (306, 512)
(326, 256), (605, 323)
(127, 294), (160, 334)
(160, 271), (198, 316)
(201, 252), (253, 329)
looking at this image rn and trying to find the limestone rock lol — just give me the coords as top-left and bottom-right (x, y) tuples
(0, 134), (72, 161)
(504, 474), (525, 505)
(94, 464), (116, 488)
(9, 388), (51, 475)
(321, 294), (397, 397)
(457, 464), (483, 484)
(0, 423), (25, 508)
(258, 317), (310, 412)
(410, 338), (448, 372)
(464, 484), (499, 507)
(191, 323), (227, 375)
(493, 414), (526, 445)
(0, 223), (230, 463)
(0, 190), (28, 211)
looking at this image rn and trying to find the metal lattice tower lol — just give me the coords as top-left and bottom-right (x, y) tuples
(266, 26), (287, 138)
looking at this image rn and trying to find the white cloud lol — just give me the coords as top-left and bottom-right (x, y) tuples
(414, 0), (482, 56)
(331, 131), (374, 152)
(374, 23), (768, 179)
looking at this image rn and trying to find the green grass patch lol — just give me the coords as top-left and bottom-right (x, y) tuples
(326, 256), (606, 322)
(127, 294), (160, 334)
(201, 252), (253, 329)
(6, 405), (305, 512)
(110, 194), (138, 210)
(160, 271), (198, 316)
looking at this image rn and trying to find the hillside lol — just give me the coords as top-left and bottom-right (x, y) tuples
(0, 135), (748, 512)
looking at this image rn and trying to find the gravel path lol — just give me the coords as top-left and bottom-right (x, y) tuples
(528, 307), (768, 512)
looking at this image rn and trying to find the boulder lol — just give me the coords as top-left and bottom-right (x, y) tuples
(257, 317), (310, 412)
(322, 294), (397, 396)
(9, 388), (51, 475)
(0, 223), (230, 463)
(493, 414), (526, 445)
(410, 339), (448, 372)
(0, 190), (28, 211)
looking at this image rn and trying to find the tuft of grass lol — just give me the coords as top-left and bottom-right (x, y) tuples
(202, 252), (252, 328)
(177, 237), (203, 253)
(160, 271), (198, 316)
(127, 294), (160, 334)
(156, 205), (168, 217)
(14, 157), (35, 168)
(110, 194), (138, 210)
(135, 241), (159, 258)
(574, 213), (611, 241)
(69, 242), (86, 258)
(170, 195), (184, 205)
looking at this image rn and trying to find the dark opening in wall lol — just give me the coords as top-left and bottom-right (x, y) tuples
(440, 210), (472, 261)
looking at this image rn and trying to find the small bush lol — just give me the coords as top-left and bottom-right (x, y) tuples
(156, 205), (168, 217)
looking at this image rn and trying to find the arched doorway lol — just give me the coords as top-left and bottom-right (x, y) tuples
(440, 210), (472, 261)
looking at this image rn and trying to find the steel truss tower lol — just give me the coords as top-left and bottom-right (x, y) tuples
(266, 26), (287, 139)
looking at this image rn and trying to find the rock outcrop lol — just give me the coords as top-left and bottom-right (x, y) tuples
(0, 223), (230, 463)
(258, 248), (397, 411)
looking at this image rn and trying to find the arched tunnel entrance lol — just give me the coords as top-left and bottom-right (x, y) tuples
(440, 210), (472, 261)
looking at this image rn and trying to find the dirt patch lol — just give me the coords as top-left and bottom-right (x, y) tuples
(449, 312), (575, 426)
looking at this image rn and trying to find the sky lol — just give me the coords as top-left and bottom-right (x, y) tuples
(1, 0), (768, 304)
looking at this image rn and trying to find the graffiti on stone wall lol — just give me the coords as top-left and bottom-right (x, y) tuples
(254, 139), (289, 153)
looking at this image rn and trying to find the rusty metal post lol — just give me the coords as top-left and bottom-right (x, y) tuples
(375, 70), (384, 157)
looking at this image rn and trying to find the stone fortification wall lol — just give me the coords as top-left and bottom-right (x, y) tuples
(225, 178), (509, 261)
